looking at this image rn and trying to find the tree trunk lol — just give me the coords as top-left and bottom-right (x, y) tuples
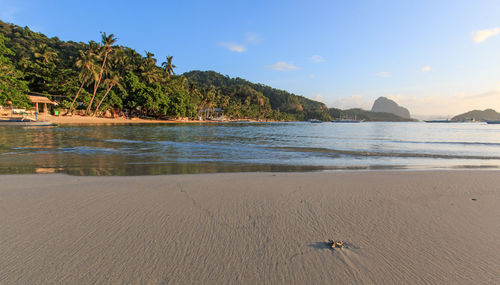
(93, 84), (114, 117)
(86, 52), (109, 115)
(67, 75), (87, 115)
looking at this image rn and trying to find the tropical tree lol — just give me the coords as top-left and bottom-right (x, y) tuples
(33, 44), (58, 64)
(161, 55), (176, 79)
(68, 49), (97, 114)
(0, 34), (30, 107)
(139, 51), (160, 83)
(93, 72), (121, 115)
(86, 32), (117, 114)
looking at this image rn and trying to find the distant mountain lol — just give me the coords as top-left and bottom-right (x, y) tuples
(371, 97), (411, 119)
(452, 109), (500, 122)
(328, 107), (415, 122)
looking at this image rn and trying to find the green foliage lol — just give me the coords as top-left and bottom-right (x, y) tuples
(0, 34), (30, 107)
(184, 71), (331, 120)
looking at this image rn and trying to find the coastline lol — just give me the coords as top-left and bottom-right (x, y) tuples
(1, 170), (499, 284)
(0, 114), (278, 125)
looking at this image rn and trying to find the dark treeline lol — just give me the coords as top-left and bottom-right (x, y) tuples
(328, 107), (416, 122)
(0, 20), (331, 121)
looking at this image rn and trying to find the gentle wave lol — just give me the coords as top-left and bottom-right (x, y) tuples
(274, 147), (500, 160)
(388, 140), (500, 146)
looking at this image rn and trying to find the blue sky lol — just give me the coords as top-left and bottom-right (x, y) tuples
(1, 0), (500, 117)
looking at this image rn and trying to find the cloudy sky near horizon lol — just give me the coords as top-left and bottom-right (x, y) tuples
(1, 0), (499, 118)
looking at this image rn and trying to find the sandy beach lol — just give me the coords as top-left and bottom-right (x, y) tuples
(1, 171), (499, 284)
(0, 112), (269, 125)
(0, 113), (203, 125)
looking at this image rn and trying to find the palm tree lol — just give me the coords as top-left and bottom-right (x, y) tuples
(161, 55), (176, 78)
(86, 32), (117, 114)
(68, 49), (97, 114)
(93, 73), (121, 116)
(33, 44), (58, 64)
(139, 51), (160, 83)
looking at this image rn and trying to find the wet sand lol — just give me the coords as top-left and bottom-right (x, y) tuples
(1, 171), (499, 284)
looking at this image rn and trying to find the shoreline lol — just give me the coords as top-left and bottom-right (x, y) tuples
(1, 170), (499, 284)
(1, 113), (279, 125)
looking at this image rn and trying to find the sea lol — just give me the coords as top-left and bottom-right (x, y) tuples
(0, 122), (499, 175)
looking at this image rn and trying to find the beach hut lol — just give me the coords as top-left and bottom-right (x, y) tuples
(200, 108), (224, 120)
(27, 95), (57, 114)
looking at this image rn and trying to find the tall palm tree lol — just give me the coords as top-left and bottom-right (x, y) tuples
(140, 51), (160, 83)
(68, 49), (97, 114)
(86, 32), (117, 114)
(161, 55), (176, 79)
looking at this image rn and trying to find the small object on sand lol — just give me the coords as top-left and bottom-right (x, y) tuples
(471, 198), (477, 201)
(327, 239), (344, 249)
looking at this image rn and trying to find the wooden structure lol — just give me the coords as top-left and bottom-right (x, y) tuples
(27, 95), (57, 114)
(200, 108), (224, 120)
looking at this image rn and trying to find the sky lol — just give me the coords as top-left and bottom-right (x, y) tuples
(1, 0), (500, 118)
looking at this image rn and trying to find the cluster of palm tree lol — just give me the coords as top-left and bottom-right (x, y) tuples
(67, 32), (178, 116)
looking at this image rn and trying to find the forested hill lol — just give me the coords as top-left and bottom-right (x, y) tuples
(0, 20), (329, 121)
(451, 109), (500, 122)
(184, 71), (331, 121)
(328, 107), (416, 122)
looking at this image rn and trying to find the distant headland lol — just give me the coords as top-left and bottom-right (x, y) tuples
(328, 97), (416, 122)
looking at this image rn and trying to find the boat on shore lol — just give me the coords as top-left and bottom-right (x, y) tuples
(486, 120), (500, 124)
(308, 119), (323, 123)
(0, 118), (57, 126)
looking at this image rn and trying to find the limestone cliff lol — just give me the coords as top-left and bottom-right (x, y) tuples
(371, 97), (411, 119)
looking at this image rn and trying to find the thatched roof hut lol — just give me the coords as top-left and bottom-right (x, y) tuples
(27, 95), (57, 114)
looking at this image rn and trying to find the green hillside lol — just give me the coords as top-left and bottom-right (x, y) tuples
(184, 71), (331, 121)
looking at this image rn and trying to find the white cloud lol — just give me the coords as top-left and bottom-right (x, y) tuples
(421, 66), (431, 72)
(309, 74), (316, 79)
(376, 71), (390, 77)
(219, 42), (246, 53)
(472, 27), (500, 43)
(245, 32), (260, 44)
(311, 55), (324, 63)
(313, 93), (324, 102)
(332, 95), (373, 110)
(267, 61), (300, 71)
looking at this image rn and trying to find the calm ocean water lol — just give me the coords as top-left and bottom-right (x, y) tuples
(0, 122), (499, 175)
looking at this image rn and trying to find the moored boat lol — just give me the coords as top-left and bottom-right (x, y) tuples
(331, 119), (363, 123)
(485, 120), (500, 124)
(308, 119), (323, 123)
(0, 118), (57, 126)
(424, 119), (458, 123)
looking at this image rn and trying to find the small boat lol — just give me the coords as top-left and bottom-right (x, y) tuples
(0, 118), (56, 126)
(308, 119), (323, 123)
(486, 120), (500, 124)
(331, 119), (363, 123)
(424, 119), (458, 123)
